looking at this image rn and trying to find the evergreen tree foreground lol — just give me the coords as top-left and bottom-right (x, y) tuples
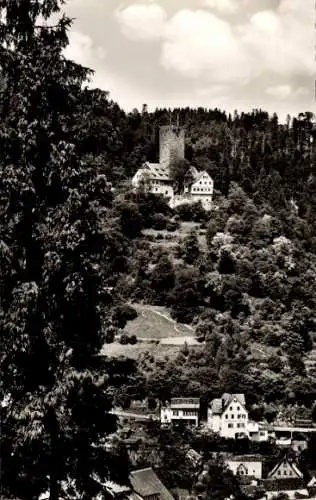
(0, 2), (129, 500)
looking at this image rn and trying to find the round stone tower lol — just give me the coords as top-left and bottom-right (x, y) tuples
(159, 125), (185, 166)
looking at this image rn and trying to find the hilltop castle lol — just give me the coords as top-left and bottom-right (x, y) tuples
(131, 125), (213, 211)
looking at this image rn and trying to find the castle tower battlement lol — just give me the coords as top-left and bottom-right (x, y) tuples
(159, 126), (185, 166)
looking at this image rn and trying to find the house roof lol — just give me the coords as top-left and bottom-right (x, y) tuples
(268, 459), (303, 479)
(226, 455), (262, 463)
(104, 481), (131, 496)
(170, 398), (200, 409)
(141, 162), (171, 181)
(209, 394), (246, 414)
(129, 468), (174, 500)
(191, 170), (212, 186)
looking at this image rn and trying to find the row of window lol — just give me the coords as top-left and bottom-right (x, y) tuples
(227, 423), (245, 428)
(276, 470), (294, 476)
(153, 187), (170, 195)
(172, 410), (197, 416)
(192, 187), (212, 192)
(225, 414), (246, 420)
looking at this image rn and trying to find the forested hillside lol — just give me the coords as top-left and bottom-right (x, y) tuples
(1, 2), (316, 495)
(75, 90), (316, 414)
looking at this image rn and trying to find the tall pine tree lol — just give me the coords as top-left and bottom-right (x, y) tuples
(0, 2), (129, 499)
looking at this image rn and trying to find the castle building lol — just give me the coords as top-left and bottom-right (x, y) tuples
(131, 126), (213, 210)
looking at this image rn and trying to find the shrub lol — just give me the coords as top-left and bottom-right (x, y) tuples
(129, 334), (138, 345)
(119, 333), (129, 345)
(151, 213), (168, 230)
(166, 220), (180, 232)
(112, 304), (138, 329)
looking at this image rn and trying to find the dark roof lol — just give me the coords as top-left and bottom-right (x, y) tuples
(141, 162), (171, 181)
(268, 459), (303, 479)
(170, 398), (200, 409)
(129, 468), (174, 500)
(209, 394), (246, 414)
(226, 455), (262, 463)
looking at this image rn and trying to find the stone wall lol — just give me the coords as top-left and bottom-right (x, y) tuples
(159, 126), (185, 166)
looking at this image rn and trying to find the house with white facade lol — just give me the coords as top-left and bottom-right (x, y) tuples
(132, 162), (174, 198)
(224, 455), (263, 479)
(182, 167), (214, 206)
(207, 393), (249, 438)
(132, 126), (213, 211)
(160, 398), (200, 427)
(207, 393), (268, 441)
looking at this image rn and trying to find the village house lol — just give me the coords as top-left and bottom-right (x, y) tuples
(129, 467), (175, 500)
(207, 393), (248, 438)
(160, 398), (200, 427)
(131, 126), (213, 210)
(224, 455), (263, 480)
(264, 456), (308, 500)
(267, 456), (304, 481)
(207, 393), (269, 441)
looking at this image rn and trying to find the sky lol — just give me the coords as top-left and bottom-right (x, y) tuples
(63, 0), (315, 121)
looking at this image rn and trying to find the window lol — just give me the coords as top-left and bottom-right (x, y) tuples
(237, 414), (241, 419)
(278, 471), (281, 476)
(237, 406), (240, 411)
(284, 471), (287, 476)
(173, 410), (179, 416)
(240, 423), (245, 428)
(231, 414), (234, 419)
(165, 190), (168, 195)
(228, 423), (234, 428)
(230, 406), (233, 411)
(225, 415), (228, 419)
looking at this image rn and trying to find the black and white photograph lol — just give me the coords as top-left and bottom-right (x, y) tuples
(1, 1), (316, 500)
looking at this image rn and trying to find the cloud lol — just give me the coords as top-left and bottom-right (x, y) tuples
(202, 0), (239, 15)
(115, 0), (313, 87)
(114, 3), (167, 41)
(266, 85), (292, 98)
(239, 5), (314, 78)
(161, 10), (250, 84)
(266, 85), (311, 99)
(64, 31), (106, 65)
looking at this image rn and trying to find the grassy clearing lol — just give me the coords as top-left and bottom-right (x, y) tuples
(123, 303), (194, 339)
(142, 220), (206, 250)
(100, 341), (181, 360)
(101, 303), (199, 360)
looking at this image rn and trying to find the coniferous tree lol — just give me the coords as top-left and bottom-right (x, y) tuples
(0, 2), (129, 500)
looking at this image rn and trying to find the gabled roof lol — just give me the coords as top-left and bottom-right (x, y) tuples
(209, 394), (246, 415)
(129, 468), (174, 500)
(140, 162), (171, 181)
(191, 170), (213, 186)
(268, 459), (303, 479)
